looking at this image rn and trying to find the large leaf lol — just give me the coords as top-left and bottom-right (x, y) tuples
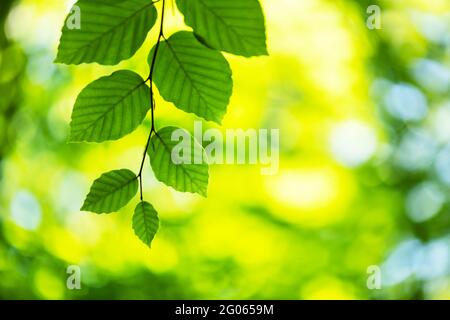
(148, 126), (209, 196)
(133, 201), (159, 247)
(82, 169), (138, 213)
(55, 0), (157, 65)
(176, 0), (268, 57)
(70, 70), (150, 142)
(150, 31), (232, 124)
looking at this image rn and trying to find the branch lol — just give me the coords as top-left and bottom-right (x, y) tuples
(138, 0), (166, 201)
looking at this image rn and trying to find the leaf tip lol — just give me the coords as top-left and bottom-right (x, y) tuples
(54, 53), (71, 65)
(68, 131), (80, 143)
(210, 116), (223, 125)
(199, 188), (208, 198)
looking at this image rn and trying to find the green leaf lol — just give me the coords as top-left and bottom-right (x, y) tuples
(55, 0), (157, 65)
(150, 31), (232, 124)
(193, 33), (215, 50)
(176, 0), (268, 57)
(70, 70), (150, 142)
(82, 169), (138, 213)
(133, 201), (159, 247)
(148, 126), (209, 196)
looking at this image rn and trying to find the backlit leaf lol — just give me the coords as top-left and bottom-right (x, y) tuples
(150, 31), (232, 124)
(70, 70), (150, 142)
(176, 0), (268, 57)
(133, 201), (159, 247)
(55, 0), (157, 65)
(148, 126), (209, 196)
(82, 169), (138, 213)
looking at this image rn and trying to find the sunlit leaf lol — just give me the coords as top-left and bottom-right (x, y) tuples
(133, 201), (159, 247)
(70, 70), (149, 142)
(176, 0), (268, 57)
(55, 0), (157, 65)
(150, 31), (232, 124)
(148, 126), (209, 196)
(82, 169), (138, 213)
(193, 33), (215, 50)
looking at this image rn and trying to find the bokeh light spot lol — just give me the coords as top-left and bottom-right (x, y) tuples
(10, 190), (41, 231)
(384, 84), (428, 121)
(406, 182), (445, 223)
(329, 120), (377, 168)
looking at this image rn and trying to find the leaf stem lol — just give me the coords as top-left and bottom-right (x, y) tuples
(138, 0), (166, 201)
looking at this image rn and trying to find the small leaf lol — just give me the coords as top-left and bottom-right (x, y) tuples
(70, 70), (150, 142)
(148, 126), (209, 196)
(55, 0), (157, 65)
(133, 201), (159, 247)
(150, 31), (232, 124)
(82, 169), (138, 213)
(176, 0), (268, 57)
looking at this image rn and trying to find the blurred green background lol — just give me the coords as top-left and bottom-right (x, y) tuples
(1, 0), (450, 299)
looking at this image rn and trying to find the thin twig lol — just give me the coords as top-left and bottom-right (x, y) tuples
(138, 0), (166, 201)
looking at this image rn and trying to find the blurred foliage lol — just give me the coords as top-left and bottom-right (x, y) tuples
(0, 0), (450, 299)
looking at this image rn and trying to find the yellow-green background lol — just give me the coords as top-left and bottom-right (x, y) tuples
(1, 0), (450, 299)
